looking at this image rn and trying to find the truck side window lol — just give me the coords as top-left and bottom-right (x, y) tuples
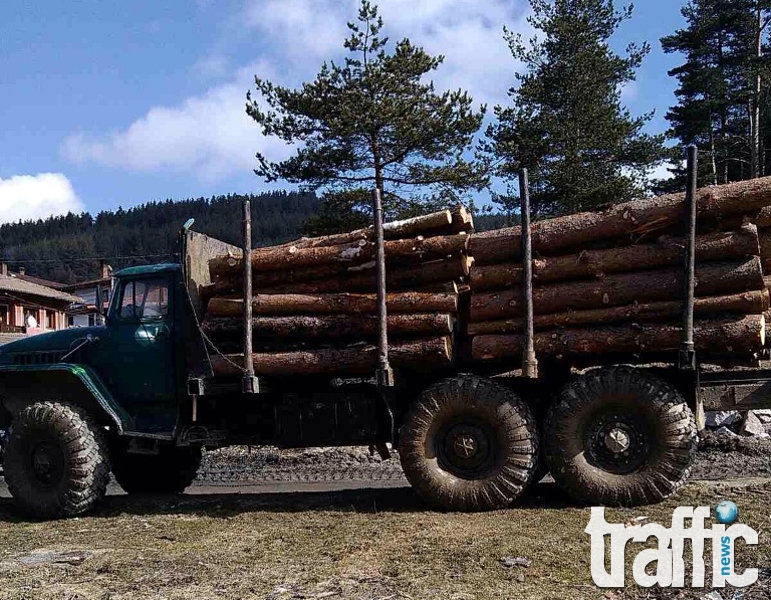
(119, 279), (169, 320)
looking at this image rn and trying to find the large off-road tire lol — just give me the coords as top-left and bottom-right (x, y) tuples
(399, 374), (538, 511)
(4, 402), (110, 519)
(112, 444), (201, 494)
(545, 367), (696, 506)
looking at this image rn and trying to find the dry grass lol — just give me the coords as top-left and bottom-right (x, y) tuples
(0, 481), (768, 600)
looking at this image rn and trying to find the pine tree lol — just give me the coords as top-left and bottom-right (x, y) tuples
(662, 0), (771, 187)
(486, 0), (667, 216)
(247, 1), (486, 228)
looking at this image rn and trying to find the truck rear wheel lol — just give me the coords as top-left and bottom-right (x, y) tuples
(399, 375), (538, 511)
(4, 402), (110, 519)
(111, 444), (201, 494)
(544, 367), (696, 506)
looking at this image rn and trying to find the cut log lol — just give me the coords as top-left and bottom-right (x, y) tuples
(273, 209), (462, 250)
(451, 205), (474, 232)
(467, 290), (770, 335)
(210, 336), (454, 376)
(470, 258), (765, 322)
(470, 177), (771, 264)
(206, 292), (458, 317)
(759, 228), (771, 262)
(755, 207), (771, 227)
(470, 315), (765, 361)
(210, 234), (469, 278)
(469, 227), (760, 290)
(202, 313), (453, 340)
(250, 255), (472, 294)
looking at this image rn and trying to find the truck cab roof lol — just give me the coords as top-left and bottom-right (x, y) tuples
(114, 263), (180, 278)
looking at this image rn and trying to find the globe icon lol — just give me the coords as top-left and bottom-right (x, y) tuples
(715, 501), (738, 524)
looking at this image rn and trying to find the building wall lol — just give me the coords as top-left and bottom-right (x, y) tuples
(0, 296), (68, 333)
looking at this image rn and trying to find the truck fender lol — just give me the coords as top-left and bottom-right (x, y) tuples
(0, 363), (133, 434)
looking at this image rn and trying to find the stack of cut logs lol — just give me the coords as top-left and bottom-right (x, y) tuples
(202, 208), (474, 376)
(202, 176), (771, 377)
(468, 178), (771, 365)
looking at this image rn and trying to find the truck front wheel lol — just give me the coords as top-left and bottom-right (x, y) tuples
(4, 402), (110, 519)
(399, 375), (539, 511)
(545, 367), (696, 506)
(111, 444), (201, 494)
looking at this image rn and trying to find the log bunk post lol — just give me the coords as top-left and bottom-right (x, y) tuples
(373, 188), (395, 451)
(242, 199), (260, 393)
(679, 146), (698, 371)
(519, 169), (538, 378)
(373, 188), (395, 387)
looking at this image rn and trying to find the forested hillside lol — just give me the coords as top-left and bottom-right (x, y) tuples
(0, 191), (321, 283)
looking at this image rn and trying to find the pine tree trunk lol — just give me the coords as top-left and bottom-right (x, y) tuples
(206, 292), (458, 316)
(202, 313), (454, 340)
(469, 258), (764, 322)
(274, 209), (457, 249)
(243, 255), (472, 294)
(466, 290), (769, 335)
(209, 233), (469, 278)
(210, 336), (453, 376)
(469, 226), (759, 290)
(470, 315), (765, 361)
(470, 177), (771, 264)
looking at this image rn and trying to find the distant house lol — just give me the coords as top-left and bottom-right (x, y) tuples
(61, 261), (114, 328)
(0, 263), (82, 344)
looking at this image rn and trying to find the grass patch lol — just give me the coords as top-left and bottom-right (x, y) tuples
(0, 481), (769, 599)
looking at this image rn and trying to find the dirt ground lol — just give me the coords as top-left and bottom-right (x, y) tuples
(0, 479), (769, 600)
(192, 434), (771, 486)
(0, 438), (769, 600)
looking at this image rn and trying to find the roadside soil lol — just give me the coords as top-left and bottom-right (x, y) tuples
(0, 480), (768, 600)
(0, 438), (768, 599)
(193, 434), (771, 486)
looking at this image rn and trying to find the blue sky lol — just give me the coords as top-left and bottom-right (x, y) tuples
(0, 0), (686, 224)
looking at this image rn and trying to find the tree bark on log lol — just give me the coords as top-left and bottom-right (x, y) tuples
(470, 258), (764, 322)
(470, 177), (771, 264)
(275, 209), (458, 250)
(247, 256), (472, 294)
(206, 291), (458, 316)
(210, 336), (454, 376)
(759, 228), (771, 262)
(754, 207), (771, 227)
(469, 226), (760, 290)
(210, 234), (469, 278)
(467, 290), (770, 335)
(202, 313), (453, 340)
(470, 315), (765, 361)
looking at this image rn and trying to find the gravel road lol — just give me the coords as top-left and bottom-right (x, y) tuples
(1, 436), (768, 498)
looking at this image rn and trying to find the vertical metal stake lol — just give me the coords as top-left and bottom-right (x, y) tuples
(242, 199), (259, 393)
(519, 169), (538, 378)
(372, 188), (394, 387)
(679, 146), (698, 371)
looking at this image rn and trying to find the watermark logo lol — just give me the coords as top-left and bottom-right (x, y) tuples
(585, 501), (759, 588)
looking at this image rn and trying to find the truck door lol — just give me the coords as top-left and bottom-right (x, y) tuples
(110, 276), (177, 433)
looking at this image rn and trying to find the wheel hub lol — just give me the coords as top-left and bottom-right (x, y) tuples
(452, 433), (478, 458)
(30, 441), (64, 486)
(604, 427), (631, 454)
(585, 414), (649, 475)
(438, 421), (494, 478)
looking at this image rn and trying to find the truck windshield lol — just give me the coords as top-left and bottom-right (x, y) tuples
(119, 279), (169, 320)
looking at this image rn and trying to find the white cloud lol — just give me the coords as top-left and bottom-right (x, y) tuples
(62, 62), (291, 182)
(62, 0), (531, 182)
(0, 173), (84, 225)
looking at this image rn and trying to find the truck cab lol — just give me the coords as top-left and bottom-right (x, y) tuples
(0, 264), (185, 439)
